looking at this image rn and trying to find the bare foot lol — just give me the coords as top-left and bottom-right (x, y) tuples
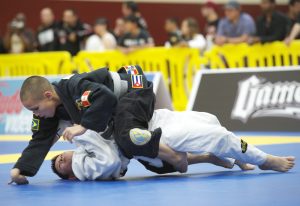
(207, 154), (234, 169)
(259, 155), (295, 172)
(235, 160), (255, 171)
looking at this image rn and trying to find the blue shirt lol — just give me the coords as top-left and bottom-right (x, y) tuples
(217, 13), (256, 37)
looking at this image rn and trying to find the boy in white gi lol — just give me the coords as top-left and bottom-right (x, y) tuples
(52, 109), (295, 181)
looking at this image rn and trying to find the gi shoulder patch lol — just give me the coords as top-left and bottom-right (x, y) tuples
(130, 128), (151, 146)
(131, 75), (143, 89)
(241, 139), (248, 153)
(124, 65), (139, 75)
(81, 91), (91, 107)
(31, 118), (40, 131)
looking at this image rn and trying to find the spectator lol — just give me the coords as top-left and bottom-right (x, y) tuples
(117, 15), (154, 54)
(215, 1), (256, 45)
(57, 9), (92, 56)
(250, 0), (290, 44)
(179, 18), (206, 51)
(15, 13), (36, 51)
(285, 14), (300, 45)
(0, 35), (6, 53)
(287, 0), (300, 39)
(37, 7), (59, 51)
(287, 0), (300, 24)
(201, 1), (220, 37)
(3, 14), (36, 53)
(113, 17), (126, 42)
(85, 18), (117, 51)
(122, 1), (148, 30)
(164, 17), (182, 47)
(201, 1), (220, 50)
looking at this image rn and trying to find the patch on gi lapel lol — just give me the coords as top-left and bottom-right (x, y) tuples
(124, 65), (139, 75)
(241, 139), (248, 153)
(131, 75), (143, 89)
(130, 128), (151, 145)
(32, 118), (40, 131)
(75, 99), (83, 110)
(81, 91), (91, 107)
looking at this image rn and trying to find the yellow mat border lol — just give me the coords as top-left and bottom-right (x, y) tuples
(1, 136), (300, 164)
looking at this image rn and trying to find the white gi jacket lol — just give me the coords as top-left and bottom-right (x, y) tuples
(71, 130), (128, 181)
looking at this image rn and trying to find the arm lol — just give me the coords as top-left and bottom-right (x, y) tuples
(227, 34), (250, 44)
(285, 23), (300, 45)
(76, 23), (92, 41)
(63, 80), (118, 141)
(10, 116), (59, 184)
(215, 19), (227, 46)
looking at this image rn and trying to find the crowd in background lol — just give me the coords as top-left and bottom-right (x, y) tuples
(0, 0), (300, 56)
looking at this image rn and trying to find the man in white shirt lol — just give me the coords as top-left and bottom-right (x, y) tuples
(85, 18), (117, 51)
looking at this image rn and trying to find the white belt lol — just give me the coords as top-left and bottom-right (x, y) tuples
(110, 72), (128, 98)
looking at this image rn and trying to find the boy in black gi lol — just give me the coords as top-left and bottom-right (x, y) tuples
(9, 65), (187, 185)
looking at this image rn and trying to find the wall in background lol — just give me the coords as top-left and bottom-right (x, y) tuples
(0, 0), (288, 45)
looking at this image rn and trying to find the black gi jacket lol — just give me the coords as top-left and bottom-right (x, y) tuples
(13, 66), (164, 177)
(13, 68), (118, 176)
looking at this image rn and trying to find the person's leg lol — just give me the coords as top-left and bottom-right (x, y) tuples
(187, 153), (233, 169)
(187, 153), (255, 170)
(149, 109), (295, 172)
(214, 132), (295, 172)
(113, 80), (187, 173)
(158, 143), (187, 173)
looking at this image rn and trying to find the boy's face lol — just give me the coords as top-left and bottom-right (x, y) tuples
(55, 151), (74, 177)
(22, 91), (57, 118)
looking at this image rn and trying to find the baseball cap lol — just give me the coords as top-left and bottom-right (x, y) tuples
(224, 1), (241, 9)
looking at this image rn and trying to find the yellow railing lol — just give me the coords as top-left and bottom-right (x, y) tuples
(0, 51), (73, 76)
(205, 41), (300, 69)
(73, 47), (201, 110)
(0, 41), (299, 110)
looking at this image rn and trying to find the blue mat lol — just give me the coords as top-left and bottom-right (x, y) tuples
(0, 143), (299, 206)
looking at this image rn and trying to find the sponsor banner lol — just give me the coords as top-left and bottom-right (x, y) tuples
(0, 72), (172, 135)
(187, 67), (300, 132)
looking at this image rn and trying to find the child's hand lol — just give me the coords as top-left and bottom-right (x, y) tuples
(9, 168), (29, 185)
(62, 124), (87, 143)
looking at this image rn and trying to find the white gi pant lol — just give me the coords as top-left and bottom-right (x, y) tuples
(148, 109), (267, 166)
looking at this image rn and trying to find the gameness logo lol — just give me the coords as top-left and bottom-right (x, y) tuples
(231, 75), (300, 123)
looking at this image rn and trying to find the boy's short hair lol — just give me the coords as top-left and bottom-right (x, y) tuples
(51, 155), (69, 180)
(20, 76), (53, 102)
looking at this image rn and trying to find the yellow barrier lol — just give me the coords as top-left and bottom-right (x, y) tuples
(205, 41), (300, 69)
(73, 48), (200, 110)
(0, 51), (73, 77)
(0, 41), (299, 110)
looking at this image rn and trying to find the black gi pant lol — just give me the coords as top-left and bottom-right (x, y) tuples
(113, 67), (161, 159)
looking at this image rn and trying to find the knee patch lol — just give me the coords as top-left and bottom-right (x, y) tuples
(129, 128), (151, 146)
